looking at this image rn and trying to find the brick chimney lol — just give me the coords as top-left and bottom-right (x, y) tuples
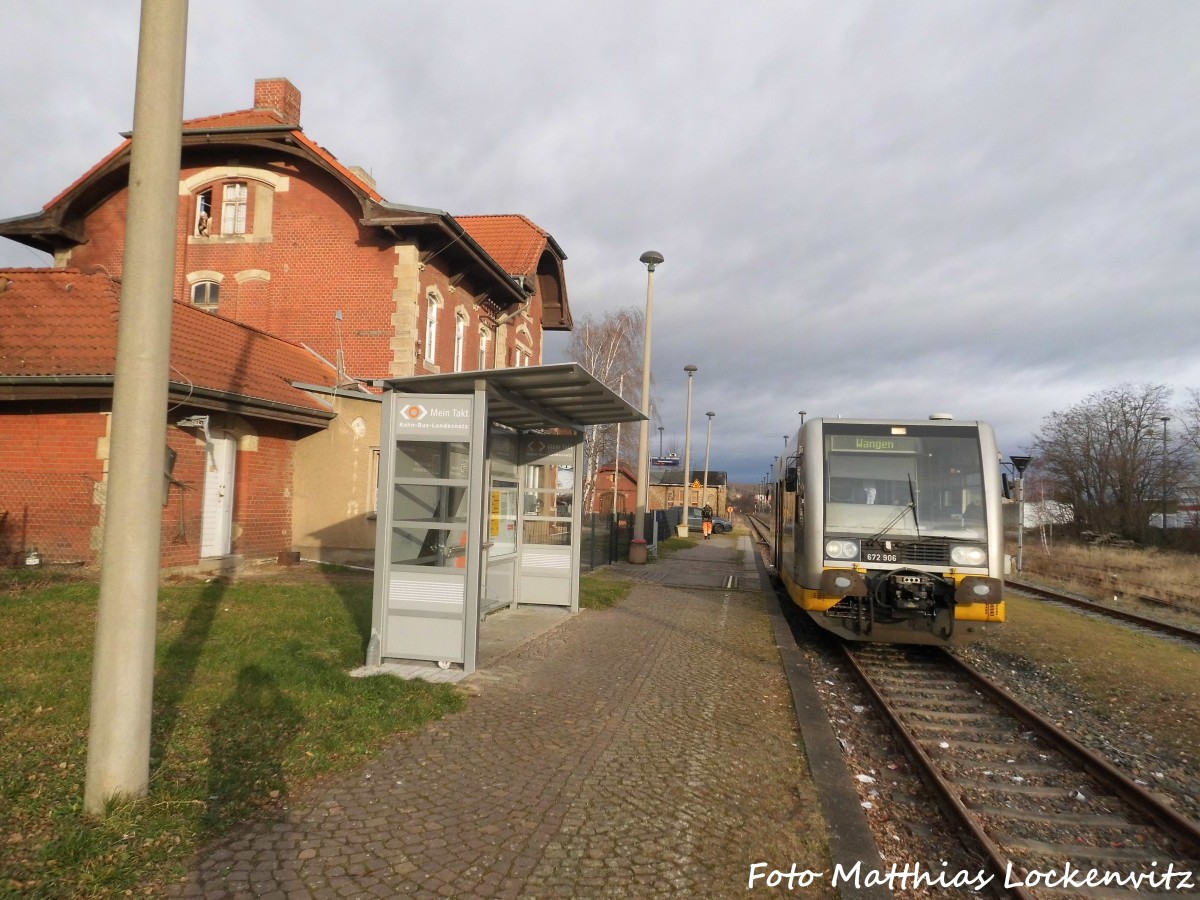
(254, 78), (301, 125)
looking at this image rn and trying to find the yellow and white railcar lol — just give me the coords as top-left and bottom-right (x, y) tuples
(772, 416), (1005, 644)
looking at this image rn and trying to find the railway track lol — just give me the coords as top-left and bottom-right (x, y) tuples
(1007, 578), (1200, 646)
(845, 643), (1200, 897)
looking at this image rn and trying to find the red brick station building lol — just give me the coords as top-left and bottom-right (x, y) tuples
(0, 78), (574, 569)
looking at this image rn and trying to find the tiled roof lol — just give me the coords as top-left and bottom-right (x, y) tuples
(40, 90), (381, 217)
(184, 108), (290, 129)
(456, 215), (550, 276)
(0, 268), (339, 416)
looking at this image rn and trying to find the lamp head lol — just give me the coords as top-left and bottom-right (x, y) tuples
(684, 364), (697, 375)
(639, 250), (665, 271)
(706, 411), (715, 419)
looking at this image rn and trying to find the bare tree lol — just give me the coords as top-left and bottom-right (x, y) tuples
(1032, 383), (1186, 539)
(1175, 388), (1200, 525)
(1179, 387), (1200, 474)
(563, 308), (645, 512)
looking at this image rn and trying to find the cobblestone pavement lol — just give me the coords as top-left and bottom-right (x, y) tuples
(166, 536), (834, 898)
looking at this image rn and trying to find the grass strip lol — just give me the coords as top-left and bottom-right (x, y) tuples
(0, 576), (464, 898)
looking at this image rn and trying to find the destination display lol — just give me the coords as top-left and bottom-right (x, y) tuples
(829, 435), (918, 454)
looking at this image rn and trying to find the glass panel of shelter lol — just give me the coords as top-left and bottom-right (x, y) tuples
(523, 460), (573, 545)
(390, 440), (471, 568)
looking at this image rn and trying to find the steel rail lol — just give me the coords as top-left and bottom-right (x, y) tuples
(1007, 577), (1200, 645)
(840, 646), (1036, 900)
(843, 644), (1200, 897)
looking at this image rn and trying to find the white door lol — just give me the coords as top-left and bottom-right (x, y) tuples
(201, 432), (236, 557)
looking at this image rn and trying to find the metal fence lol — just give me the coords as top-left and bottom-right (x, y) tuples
(579, 512), (632, 572)
(579, 509), (683, 572)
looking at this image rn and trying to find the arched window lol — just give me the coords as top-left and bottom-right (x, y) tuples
(184, 166), (289, 243)
(514, 325), (534, 366)
(425, 293), (441, 364)
(478, 325), (492, 370)
(453, 312), (467, 372)
(191, 281), (220, 312)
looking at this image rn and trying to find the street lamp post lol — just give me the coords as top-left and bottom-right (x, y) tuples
(632, 250), (664, 558)
(799, 410), (806, 426)
(1161, 415), (1171, 536)
(658, 425), (664, 458)
(679, 364), (697, 537)
(702, 411), (715, 513)
(1009, 455), (1032, 572)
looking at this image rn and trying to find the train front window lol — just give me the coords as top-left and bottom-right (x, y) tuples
(823, 425), (986, 539)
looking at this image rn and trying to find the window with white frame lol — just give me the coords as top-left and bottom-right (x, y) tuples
(478, 325), (492, 370)
(221, 182), (248, 235)
(191, 281), (220, 312)
(453, 312), (467, 372)
(514, 326), (533, 366)
(195, 189), (213, 236)
(424, 293), (440, 364)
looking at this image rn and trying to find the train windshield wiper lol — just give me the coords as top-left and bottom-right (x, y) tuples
(864, 473), (923, 543)
(907, 473), (921, 539)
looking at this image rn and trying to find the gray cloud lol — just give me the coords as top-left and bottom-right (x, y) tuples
(4, 0), (1199, 479)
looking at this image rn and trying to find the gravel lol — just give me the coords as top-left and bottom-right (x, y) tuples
(793, 609), (1200, 899)
(955, 640), (1200, 826)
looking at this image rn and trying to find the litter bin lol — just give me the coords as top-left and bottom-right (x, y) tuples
(628, 539), (648, 564)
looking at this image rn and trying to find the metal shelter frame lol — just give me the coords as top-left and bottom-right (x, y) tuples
(369, 364), (644, 675)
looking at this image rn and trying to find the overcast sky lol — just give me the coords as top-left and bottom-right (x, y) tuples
(4, 2), (1199, 482)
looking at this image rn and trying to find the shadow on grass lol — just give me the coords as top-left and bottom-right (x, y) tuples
(205, 664), (302, 828)
(151, 578), (227, 776)
(334, 576), (373, 656)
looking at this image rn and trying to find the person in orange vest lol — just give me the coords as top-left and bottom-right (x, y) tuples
(701, 504), (714, 539)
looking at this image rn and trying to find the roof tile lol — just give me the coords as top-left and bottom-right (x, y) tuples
(0, 269), (338, 413)
(456, 214), (549, 276)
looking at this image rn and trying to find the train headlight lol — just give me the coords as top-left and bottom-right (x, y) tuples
(825, 538), (860, 560)
(950, 545), (987, 567)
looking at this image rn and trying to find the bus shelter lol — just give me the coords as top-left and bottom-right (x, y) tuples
(369, 363), (644, 675)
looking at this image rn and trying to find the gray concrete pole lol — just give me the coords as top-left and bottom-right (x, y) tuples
(1016, 476), (1024, 573)
(679, 365), (696, 535)
(702, 412), (715, 509)
(85, 0), (189, 815)
(632, 253), (662, 547)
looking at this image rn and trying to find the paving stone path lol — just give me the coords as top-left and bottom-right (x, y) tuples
(167, 538), (834, 898)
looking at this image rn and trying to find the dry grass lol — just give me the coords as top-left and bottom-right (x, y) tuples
(1017, 540), (1200, 608)
(984, 594), (1200, 761)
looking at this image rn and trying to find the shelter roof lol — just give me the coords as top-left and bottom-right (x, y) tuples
(379, 363), (644, 432)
